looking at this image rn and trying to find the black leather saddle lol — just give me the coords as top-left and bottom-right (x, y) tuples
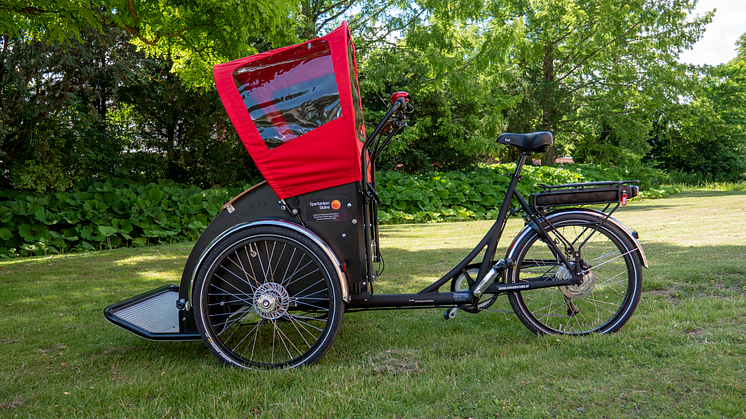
(497, 131), (554, 152)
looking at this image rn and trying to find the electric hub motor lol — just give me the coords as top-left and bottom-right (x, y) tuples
(557, 263), (595, 300)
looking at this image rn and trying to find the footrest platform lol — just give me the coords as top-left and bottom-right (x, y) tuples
(104, 285), (201, 341)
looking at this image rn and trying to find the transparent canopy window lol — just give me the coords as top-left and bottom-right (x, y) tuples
(233, 40), (341, 150)
(348, 43), (365, 143)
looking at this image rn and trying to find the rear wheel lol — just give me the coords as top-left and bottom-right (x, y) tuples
(508, 212), (642, 335)
(194, 226), (344, 369)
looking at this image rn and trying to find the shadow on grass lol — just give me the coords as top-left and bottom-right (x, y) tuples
(619, 189), (746, 212)
(640, 240), (746, 298)
(667, 189), (746, 198)
(374, 231), (746, 304)
(2, 202), (744, 368)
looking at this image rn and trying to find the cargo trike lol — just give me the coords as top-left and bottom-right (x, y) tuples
(105, 23), (648, 369)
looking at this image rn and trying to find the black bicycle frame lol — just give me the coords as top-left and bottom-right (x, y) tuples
(349, 104), (581, 311)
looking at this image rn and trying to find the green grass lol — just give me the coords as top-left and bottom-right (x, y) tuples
(1, 188), (745, 418)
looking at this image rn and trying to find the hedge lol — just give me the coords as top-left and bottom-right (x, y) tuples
(0, 178), (250, 257)
(0, 164), (679, 257)
(376, 163), (678, 224)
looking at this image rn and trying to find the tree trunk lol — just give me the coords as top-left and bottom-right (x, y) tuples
(541, 44), (557, 166)
(542, 145), (556, 166)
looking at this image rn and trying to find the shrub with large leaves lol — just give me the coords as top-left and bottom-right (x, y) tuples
(1, 164), (676, 257)
(0, 178), (247, 257)
(376, 163), (674, 224)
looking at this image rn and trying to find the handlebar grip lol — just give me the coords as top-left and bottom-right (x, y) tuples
(391, 92), (414, 114)
(393, 97), (414, 114)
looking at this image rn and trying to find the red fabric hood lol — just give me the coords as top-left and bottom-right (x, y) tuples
(214, 22), (366, 199)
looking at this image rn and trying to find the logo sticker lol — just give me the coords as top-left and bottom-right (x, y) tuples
(454, 292), (470, 301)
(306, 197), (348, 222)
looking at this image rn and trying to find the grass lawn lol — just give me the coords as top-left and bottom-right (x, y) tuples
(1, 188), (745, 418)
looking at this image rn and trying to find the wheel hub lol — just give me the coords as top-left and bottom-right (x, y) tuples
(557, 263), (595, 299)
(253, 282), (290, 320)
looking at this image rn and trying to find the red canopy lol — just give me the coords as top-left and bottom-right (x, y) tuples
(214, 22), (366, 199)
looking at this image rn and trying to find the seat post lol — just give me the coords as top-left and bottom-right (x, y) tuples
(511, 151), (530, 180)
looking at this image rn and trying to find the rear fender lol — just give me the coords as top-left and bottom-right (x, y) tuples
(506, 208), (648, 268)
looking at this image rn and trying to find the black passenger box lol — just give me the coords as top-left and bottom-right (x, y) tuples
(530, 181), (639, 209)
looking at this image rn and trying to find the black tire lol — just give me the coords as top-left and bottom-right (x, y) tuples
(193, 225), (344, 369)
(507, 212), (642, 335)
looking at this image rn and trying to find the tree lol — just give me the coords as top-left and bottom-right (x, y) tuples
(0, 25), (263, 190)
(0, 1), (303, 189)
(736, 32), (746, 63)
(0, 27), (138, 190)
(403, 0), (713, 165)
(358, 23), (515, 172)
(646, 36), (746, 182)
(2, 0), (300, 86)
(118, 58), (260, 188)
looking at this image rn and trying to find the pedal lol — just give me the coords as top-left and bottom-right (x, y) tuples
(443, 307), (459, 320)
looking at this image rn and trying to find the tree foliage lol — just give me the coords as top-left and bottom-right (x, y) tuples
(0, 27), (260, 190)
(646, 48), (746, 182)
(117, 58), (260, 187)
(409, 0), (712, 166)
(0, 27), (135, 190)
(359, 40), (513, 172)
(1, 0), (744, 192)
(355, 0), (717, 171)
(1, 0), (300, 87)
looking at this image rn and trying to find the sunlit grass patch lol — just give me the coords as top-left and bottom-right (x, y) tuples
(1, 188), (745, 418)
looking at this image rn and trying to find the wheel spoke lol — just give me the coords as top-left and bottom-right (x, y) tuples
(265, 240), (277, 281)
(283, 260), (316, 288)
(285, 314), (322, 349)
(244, 244), (261, 285)
(208, 281), (254, 307)
(270, 319), (302, 360)
(280, 248), (297, 285)
(226, 251), (259, 292)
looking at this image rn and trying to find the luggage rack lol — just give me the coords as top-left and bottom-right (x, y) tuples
(536, 180), (638, 191)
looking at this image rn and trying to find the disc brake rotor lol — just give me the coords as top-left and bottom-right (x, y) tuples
(253, 282), (290, 320)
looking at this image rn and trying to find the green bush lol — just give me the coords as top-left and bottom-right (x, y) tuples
(376, 163), (673, 224)
(0, 164), (676, 256)
(552, 163), (673, 191)
(0, 178), (250, 257)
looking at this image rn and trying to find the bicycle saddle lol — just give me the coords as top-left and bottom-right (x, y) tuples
(497, 131), (554, 152)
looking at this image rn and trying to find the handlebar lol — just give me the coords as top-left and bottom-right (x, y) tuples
(362, 92), (413, 153)
(391, 91), (414, 114)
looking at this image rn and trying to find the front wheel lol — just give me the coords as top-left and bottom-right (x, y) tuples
(507, 212), (643, 335)
(193, 226), (344, 369)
